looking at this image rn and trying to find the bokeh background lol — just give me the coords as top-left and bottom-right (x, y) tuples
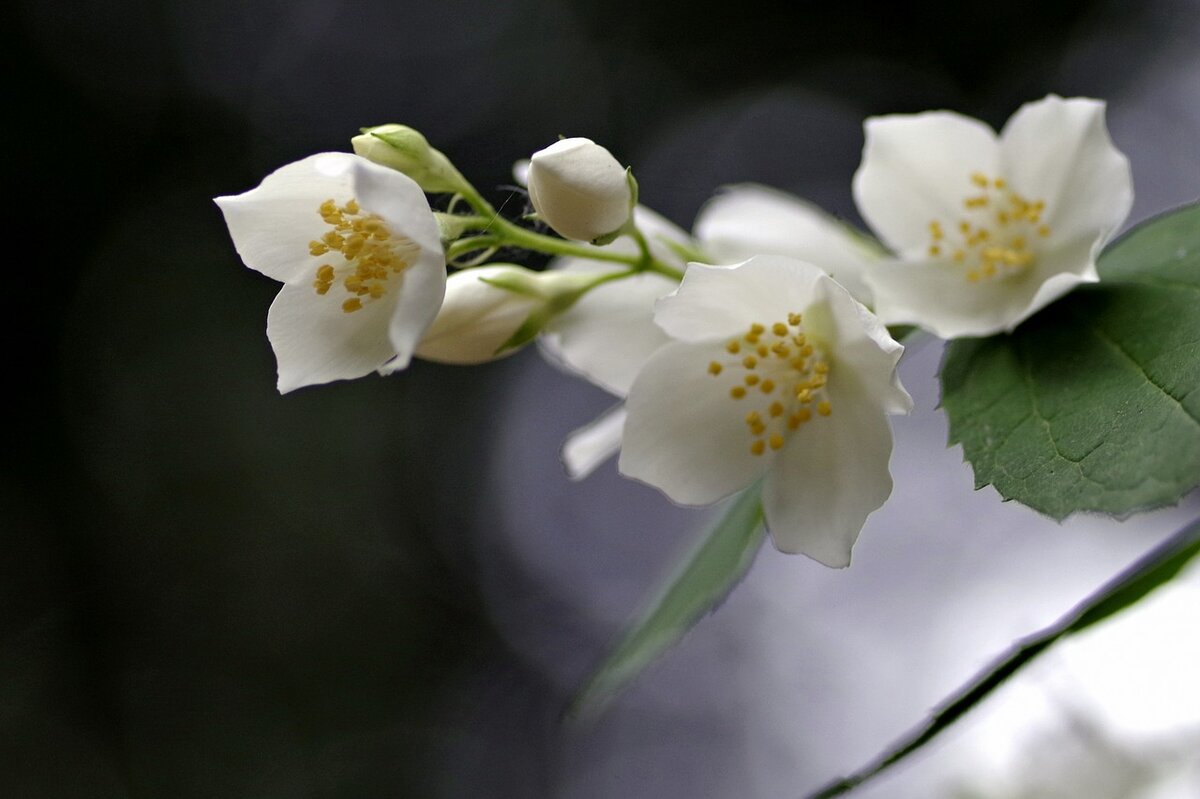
(5, 0), (1199, 796)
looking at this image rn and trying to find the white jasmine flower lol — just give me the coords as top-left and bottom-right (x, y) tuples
(527, 137), (633, 242)
(693, 183), (882, 304)
(216, 153), (445, 393)
(853, 94), (1133, 338)
(619, 255), (911, 567)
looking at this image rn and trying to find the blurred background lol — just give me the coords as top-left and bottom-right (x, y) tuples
(4, 0), (1199, 796)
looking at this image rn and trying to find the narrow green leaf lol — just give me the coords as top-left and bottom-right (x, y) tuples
(941, 203), (1200, 519)
(567, 484), (766, 720)
(802, 515), (1200, 799)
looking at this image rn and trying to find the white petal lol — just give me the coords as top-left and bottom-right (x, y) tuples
(382, 244), (448, 372)
(853, 112), (999, 255)
(619, 341), (770, 506)
(808, 274), (912, 415)
(762, 375), (896, 567)
(654, 257), (825, 344)
(1000, 95), (1133, 245)
(694, 183), (879, 303)
(267, 281), (400, 393)
(540, 270), (677, 395)
(864, 233), (1099, 338)
(215, 153), (362, 284)
(333, 157), (447, 372)
(561, 404), (626, 480)
(1020, 235), (1101, 326)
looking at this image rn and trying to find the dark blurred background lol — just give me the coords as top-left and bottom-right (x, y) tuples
(4, 1), (1199, 796)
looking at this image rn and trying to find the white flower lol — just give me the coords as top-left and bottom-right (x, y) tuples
(693, 183), (883, 305)
(852, 94), (1133, 338)
(215, 153), (445, 393)
(527, 137), (632, 242)
(619, 255), (912, 567)
(537, 207), (690, 478)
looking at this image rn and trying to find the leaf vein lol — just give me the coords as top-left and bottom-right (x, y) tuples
(1075, 316), (1200, 433)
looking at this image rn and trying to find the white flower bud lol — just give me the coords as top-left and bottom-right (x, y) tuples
(416, 265), (603, 363)
(526, 138), (632, 243)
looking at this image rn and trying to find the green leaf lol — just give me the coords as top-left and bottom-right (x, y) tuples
(941, 203), (1200, 519)
(802, 515), (1200, 799)
(567, 484), (766, 720)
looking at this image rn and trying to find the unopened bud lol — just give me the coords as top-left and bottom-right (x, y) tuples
(351, 124), (467, 194)
(527, 138), (632, 243)
(416, 265), (593, 363)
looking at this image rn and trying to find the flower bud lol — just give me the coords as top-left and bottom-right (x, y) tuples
(526, 137), (632, 243)
(416, 265), (592, 364)
(351, 124), (468, 194)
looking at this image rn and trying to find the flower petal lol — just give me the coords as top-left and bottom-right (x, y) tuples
(345, 156), (447, 371)
(654, 257), (825, 344)
(694, 183), (880, 303)
(215, 153), (363, 284)
(561, 403), (627, 480)
(853, 111), (999, 256)
(808, 274), (912, 415)
(761, 373), (896, 567)
(865, 235), (1098, 338)
(540, 270), (677, 395)
(267, 281), (401, 393)
(537, 206), (691, 395)
(619, 341), (770, 505)
(1000, 95), (1133, 245)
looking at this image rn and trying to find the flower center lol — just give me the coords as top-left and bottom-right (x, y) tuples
(307, 198), (419, 313)
(707, 313), (832, 457)
(926, 172), (1052, 283)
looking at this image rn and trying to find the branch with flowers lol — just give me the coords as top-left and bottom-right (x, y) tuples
(215, 94), (1199, 795)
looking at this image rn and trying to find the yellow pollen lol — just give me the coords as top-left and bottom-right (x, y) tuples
(715, 313), (833, 454)
(309, 197), (418, 307)
(817, 401), (832, 416)
(925, 173), (1048, 283)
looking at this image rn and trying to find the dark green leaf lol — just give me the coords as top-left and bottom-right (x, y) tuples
(567, 484), (766, 720)
(803, 515), (1200, 799)
(941, 203), (1200, 519)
